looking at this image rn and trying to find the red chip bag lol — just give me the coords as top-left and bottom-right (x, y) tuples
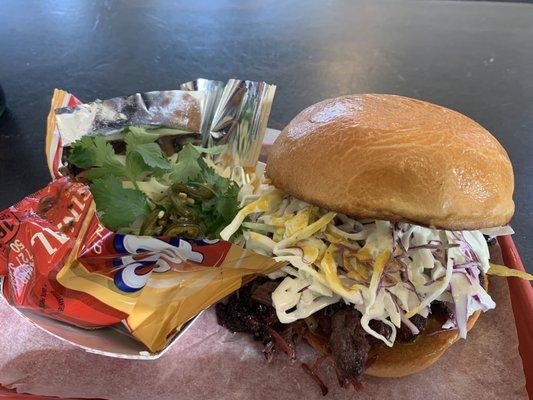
(0, 177), (282, 352)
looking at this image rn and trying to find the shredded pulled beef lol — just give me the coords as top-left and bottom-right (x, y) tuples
(216, 278), (304, 362)
(215, 279), (279, 342)
(329, 307), (369, 380)
(431, 300), (454, 324)
(216, 278), (431, 394)
(397, 314), (427, 343)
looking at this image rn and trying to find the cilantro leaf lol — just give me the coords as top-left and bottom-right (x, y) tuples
(90, 175), (150, 230)
(216, 183), (240, 219)
(131, 143), (172, 170)
(184, 171), (240, 237)
(169, 143), (203, 183)
(123, 128), (171, 174)
(125, 151), (151, 181)
(69, 136), (127, 179)
(202, 167), (231, 193)
(68, 136), (117, 168)
(179, 143), (202, 160)
(81, 167), (117, 180)
(170, 160), (202, 183)
(124, 127), (160, 148)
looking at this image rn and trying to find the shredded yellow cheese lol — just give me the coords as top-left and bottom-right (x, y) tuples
(488, 263), (533, 281)
(284, 207), (314, 237)
(319, 244), (363, 300)
(274, 212), (336, 250)
(220, 189), (283, 240)
(368, 251), (391, 293)
(355, 247), (373, 262)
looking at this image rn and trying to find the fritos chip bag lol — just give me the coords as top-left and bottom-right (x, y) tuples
(0, 79), (281, 353)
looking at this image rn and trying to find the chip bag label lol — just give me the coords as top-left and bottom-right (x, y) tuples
(0, 177), (283, 352)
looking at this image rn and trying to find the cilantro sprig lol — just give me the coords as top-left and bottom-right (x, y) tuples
(67, 127), (239, 237)
(168, 144), (239, 237)
(69, 128), (171, 184)
(90, 175), (150, 230)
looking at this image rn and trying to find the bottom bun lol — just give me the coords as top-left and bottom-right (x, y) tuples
(365, 310), (481, 378)
(366, 277), (488, 378)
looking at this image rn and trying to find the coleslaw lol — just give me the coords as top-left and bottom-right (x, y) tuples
(221, 182), (504, 347)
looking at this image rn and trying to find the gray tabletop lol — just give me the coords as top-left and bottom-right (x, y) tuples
(0, 0), (531, 271)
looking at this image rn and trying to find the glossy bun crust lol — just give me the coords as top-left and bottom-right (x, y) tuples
(266, 94), (514, 230)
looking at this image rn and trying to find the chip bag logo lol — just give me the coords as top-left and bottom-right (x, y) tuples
(110, 235), (229, 293)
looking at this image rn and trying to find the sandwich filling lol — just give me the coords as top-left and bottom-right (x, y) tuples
(220, 182), (500, 348)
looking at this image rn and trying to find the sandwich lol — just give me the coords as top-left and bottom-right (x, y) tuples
(216, 94), (531, 387)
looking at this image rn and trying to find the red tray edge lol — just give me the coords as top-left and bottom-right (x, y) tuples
(497, 235), (532, 397)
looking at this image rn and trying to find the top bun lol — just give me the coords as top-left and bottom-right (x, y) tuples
(266, 94), (514, 230)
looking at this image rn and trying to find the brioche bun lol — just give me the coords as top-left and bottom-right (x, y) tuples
(266, 94), (514, 230)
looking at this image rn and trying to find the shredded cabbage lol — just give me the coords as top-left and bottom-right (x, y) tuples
(222, 181), (515, 346)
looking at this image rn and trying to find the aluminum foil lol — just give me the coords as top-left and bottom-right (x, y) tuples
(209, 79), (276, 169)
(55, 90), (205, 146)
(54, 78), (276, 170)
(179, 79), (225, 147)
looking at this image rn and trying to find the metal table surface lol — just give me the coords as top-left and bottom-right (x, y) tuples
(0, 0), (531, 271)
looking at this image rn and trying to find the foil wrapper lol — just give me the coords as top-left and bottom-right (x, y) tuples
(209, 79), (276, 169)
(52, 78), (276, 172)
(55, 90), (205, 147)
(179, 79), (225, 147)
